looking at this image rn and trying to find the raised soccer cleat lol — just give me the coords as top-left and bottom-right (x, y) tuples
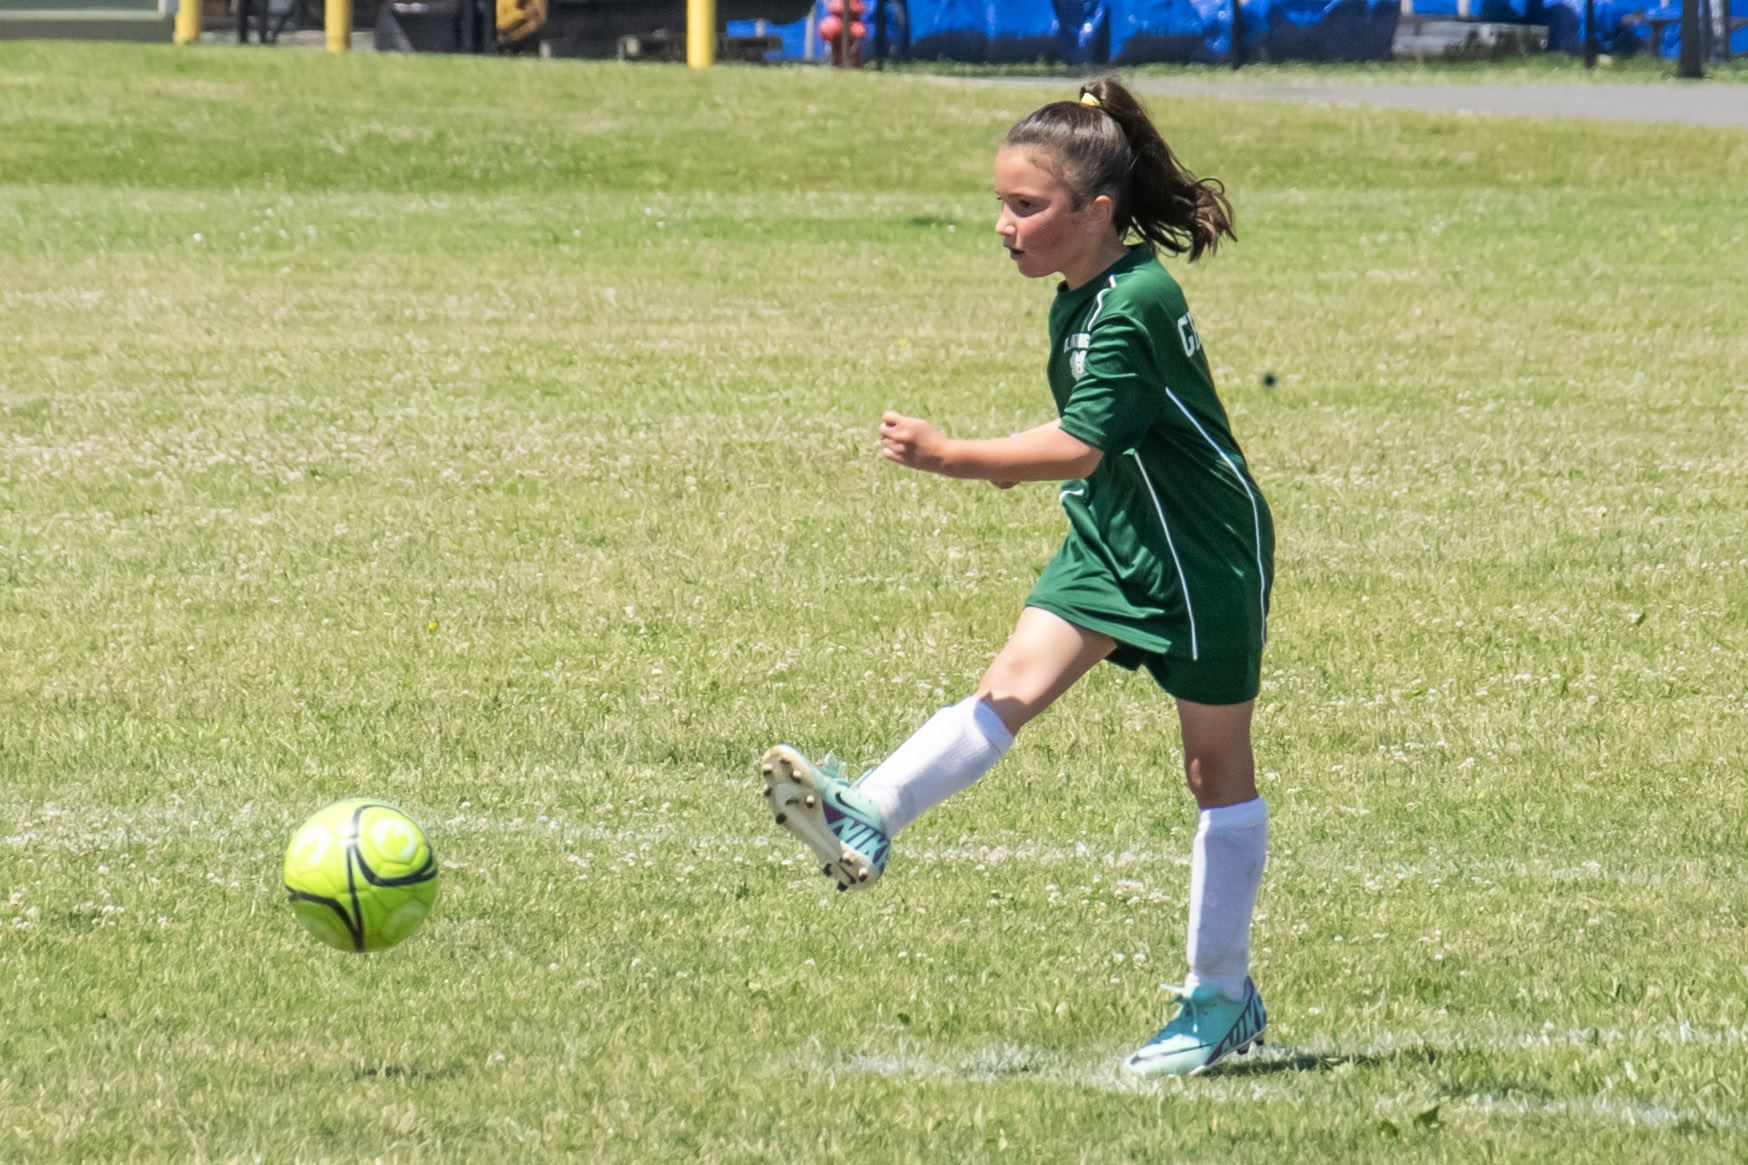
(759, 745), (890, 892)
(1121, 978), (1266, 1077)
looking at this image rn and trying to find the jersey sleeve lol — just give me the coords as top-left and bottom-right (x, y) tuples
(1056, 312), (1163, 455)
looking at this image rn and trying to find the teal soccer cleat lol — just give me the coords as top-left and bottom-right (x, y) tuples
(1122, 978), (1266, 1077)
(760, 745), (890, 892)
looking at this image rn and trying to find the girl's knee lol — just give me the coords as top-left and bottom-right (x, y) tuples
(975, 652), (1045, 722)
(1183, 754), (1257, 808)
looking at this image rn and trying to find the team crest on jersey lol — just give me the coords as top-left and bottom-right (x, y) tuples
(1065, 332), (1091, 380)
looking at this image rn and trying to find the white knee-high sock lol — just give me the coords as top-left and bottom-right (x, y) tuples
(856, 696), (1014, 836)
(1183, 797), (1269, 1001)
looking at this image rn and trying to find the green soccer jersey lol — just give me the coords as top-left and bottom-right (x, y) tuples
(1027, 244), (1274, 669)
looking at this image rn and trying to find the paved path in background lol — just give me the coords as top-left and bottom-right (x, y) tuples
(966, 76), (1748, 128)
(239, 35), (1748, 129)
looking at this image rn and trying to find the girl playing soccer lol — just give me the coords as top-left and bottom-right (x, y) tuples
(760, 77), (1273, 1078)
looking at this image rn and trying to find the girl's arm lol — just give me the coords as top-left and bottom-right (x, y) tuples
(879, 411), (1102, 482)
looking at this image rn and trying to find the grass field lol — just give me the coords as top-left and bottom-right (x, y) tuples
(3, 40), (1747, 1162)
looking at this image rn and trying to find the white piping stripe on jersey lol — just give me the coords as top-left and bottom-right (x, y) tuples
(1082, 266), (1260, 650)
(1083, 275), (1119, 331)
(1157, 385), (1270, 642)
(1125, 450), (1199, 660)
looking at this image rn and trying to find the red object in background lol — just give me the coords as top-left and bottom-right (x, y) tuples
(820, 0), (865, 67)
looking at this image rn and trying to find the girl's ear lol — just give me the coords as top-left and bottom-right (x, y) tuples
(1086, 193), (1118, 232)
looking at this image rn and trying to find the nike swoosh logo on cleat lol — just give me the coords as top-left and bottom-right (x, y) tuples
(821, 787), (866, 819)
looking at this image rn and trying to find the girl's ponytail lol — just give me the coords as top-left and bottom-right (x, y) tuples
(1004, 77), (1235, 261)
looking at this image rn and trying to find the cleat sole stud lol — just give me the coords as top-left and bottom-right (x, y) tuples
(773, 813), (787, 826)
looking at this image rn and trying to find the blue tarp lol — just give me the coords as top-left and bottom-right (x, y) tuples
(730, 0), (1401, 62)
(908, 0), (1060, 62)
(1248, 0), (1399, 58)
(1402, 0), (1547, 18)
(1546, 0), (1745, 56)
(731, 11), (813, 58)
(1474, 0), (1546, 21)
(1058, 0), (1110, 62)
(1640, 0), (1745, 57)
(1545, 0), (1649, 53)
(736, 0), (1743, 62)
(1109, 0), (1232, 63)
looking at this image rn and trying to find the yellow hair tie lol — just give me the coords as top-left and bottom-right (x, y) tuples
(1079, 92), (1101, 108)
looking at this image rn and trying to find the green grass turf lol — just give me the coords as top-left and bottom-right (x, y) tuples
(3, 40), (1747, 1161)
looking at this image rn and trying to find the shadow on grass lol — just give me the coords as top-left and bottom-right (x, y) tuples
(1209, 1042), (1438, 1078)
(351, 1061), (468, 1083)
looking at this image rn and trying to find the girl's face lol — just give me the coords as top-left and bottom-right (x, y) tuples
(993, 146), (1117, 286)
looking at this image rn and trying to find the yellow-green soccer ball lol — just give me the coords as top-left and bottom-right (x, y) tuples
(283, 799), (438, 952)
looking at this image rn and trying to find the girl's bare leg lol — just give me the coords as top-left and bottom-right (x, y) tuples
(1176, 698), (1258, 809)
(855, 607), (1113, 836)
(974, 607), (1116, 735)
(1175, 697), (1267, 1002)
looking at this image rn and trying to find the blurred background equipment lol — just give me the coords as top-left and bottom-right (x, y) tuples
(4, 0), (1737, 68)
(0, 0), (177, 41)
(539, 0), (812, 57)
(371, 0), (810, 56)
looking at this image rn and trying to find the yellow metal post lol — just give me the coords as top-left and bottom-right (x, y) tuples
(688, 0), (715, 67)
(173, 0), (201, 44)
(326, 0), (352, 51)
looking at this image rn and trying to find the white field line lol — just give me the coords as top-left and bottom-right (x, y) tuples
(5, 804), (1746, 888)
(787, 1038), (1748, 1130)
(10, 800), (1748, 1122)
(1321, 1023), (1748, 1055)
(797, 1022), (1748, 1077)
(790, 1040), (1141, 1095)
